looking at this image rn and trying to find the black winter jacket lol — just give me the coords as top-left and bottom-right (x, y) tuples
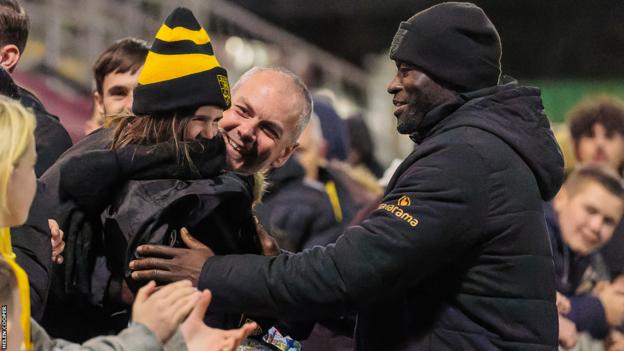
(197, 83), (564, 350)
(0, 68), (72, 176)
(0, 67), (72, 320)
(100, 167), (260, 330)
(103, 175), (259, 283)
(22, 129), (233, 340)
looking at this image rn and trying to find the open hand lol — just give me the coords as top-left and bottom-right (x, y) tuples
(181, 289), (257, 351)
(132, 280), (200, 343)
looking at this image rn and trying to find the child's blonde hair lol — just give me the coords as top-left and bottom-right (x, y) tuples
(0, 97), (36, 214)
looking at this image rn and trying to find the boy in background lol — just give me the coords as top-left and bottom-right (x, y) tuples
(546, 166), (624, 345)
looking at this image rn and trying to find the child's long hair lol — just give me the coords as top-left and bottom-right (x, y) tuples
(0, 97), (35, 215)
(109, 108), (203, 175)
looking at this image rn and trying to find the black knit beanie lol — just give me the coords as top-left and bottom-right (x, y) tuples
(389, 2), (501, 92)
(133, 7), (230, 115)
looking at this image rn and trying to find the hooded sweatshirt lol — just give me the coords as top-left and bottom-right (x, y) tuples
(197, 81), (564, 350)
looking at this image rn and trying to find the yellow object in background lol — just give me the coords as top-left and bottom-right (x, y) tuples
(0, 227), (32, 350)
(325, 181), (343, 223)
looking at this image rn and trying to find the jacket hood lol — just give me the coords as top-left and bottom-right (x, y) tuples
(426, 82), (564, 200)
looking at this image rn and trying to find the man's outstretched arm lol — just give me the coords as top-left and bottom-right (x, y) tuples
(131, 141), (488, 321)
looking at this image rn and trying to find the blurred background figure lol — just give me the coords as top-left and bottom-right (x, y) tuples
(568, 96), (624, 175)
(565, 96), (624, 308)
(313, 97), (382, 211)
(256, 115), (346, 252)
(545, 166), (624, 349)
(564, 96), (624, 351)
(345, 114), (384, 179)
(0, 0), (72, 176)
(84, 37), (148, 135)
(313, 95), (349, 162)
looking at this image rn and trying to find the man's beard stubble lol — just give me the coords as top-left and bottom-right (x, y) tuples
(396, 103), (424, 135)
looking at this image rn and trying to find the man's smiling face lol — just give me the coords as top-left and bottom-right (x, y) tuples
(220, 70), (302, 174)
(386, 61), (455, 134)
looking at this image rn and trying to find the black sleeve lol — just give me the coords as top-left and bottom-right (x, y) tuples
(33, 112), (73, 177)
(12, 228), (50, 320)
(11, 182), (53, 320)
(197, 141), (489, 320)
(58, 135), (227, 213)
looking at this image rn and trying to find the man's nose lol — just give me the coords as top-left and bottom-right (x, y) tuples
(387, 75), (401, 95)
(238, 122), (256, 144)
(124, 92), (134, 111)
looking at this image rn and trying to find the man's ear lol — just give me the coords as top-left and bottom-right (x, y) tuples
(319, 139), (328, 160)
(93, 92), (105, 116)
(553, 186), (569, 214)
(0, 44), (20, 72)
(270, 142), (299, 169)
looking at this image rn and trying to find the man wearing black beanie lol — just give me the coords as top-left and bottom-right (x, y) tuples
(132, 3), (564, 350)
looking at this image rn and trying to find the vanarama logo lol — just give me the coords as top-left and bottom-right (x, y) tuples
(378, 195), (419, 227)
(398, 195), (410, 206)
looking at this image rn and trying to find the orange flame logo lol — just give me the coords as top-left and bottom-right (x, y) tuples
(398, 195), (411, 207)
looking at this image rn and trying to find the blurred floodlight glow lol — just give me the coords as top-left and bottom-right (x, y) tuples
(225, 36), (254, 69)
(238, 43), (255, 68)
(225, 36), (244, 59)
(252, 41), (269, 66)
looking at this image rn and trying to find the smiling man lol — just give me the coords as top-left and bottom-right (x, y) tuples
(221, 67), (309, 174)
(131, 3), (564, 350)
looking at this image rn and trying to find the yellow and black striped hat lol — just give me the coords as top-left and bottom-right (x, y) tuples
(132, 7), (230, 115)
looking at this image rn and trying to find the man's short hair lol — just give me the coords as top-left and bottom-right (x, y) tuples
(233, 66), (313, 142)
(0, 258), (17, 306)
(0, 0), (29, 54)
(93, 37), (149, 95)
(565, 165), (624, 200)
(568, 95), (624, 144)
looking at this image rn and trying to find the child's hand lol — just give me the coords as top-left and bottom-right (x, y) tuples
(48, 219), (65, 264)
(555, 291), (571, 315)
(132, 280), (200, 343)
(558, 315), (577, 350)
(181, 289), (258, 351)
